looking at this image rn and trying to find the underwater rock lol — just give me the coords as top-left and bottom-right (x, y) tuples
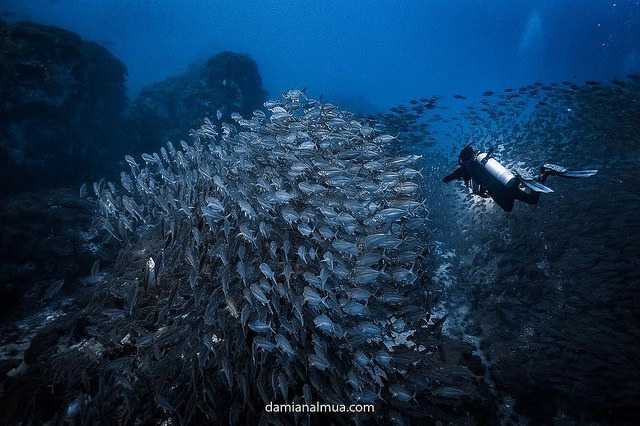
(126, 51), (266, 155)
(0, 188), (100, 319)
(0, 21), (128, 194)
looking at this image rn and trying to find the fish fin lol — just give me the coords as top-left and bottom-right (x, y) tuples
(321, 296), (330, 308)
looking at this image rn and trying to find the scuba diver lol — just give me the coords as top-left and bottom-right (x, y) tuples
(443, 144), (598, 212)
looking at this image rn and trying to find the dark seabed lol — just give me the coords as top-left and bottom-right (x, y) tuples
(0, 1), (639, 425)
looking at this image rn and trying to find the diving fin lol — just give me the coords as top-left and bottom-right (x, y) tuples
(521, 178), (554, 193)
(559, 169), (598, 178)
(541, 163), (567, 175)
(542, 163), (598, 178)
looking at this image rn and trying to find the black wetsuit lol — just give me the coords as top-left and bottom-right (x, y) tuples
(443, 155), (541, 212)
(443, 144), (597, 212)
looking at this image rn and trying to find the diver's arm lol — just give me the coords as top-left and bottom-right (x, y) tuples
(443, 166), (465, 183)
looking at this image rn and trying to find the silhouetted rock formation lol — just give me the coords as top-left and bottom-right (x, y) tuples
(0, 19), (268, 194)
(0, 21), (128, 194)
(126, 51), (267, 154)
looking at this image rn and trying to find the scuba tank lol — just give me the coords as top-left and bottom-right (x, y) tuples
(475, 152), (518, 188)
(443, 144), (598, 212)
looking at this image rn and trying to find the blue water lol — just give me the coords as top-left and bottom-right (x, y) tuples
(1, 2), (639, 424)
(2, 0), (638, 110)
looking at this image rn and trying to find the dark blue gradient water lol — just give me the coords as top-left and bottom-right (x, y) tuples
(2, 0), (638, 109)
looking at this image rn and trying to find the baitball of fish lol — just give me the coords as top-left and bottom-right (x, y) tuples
(90, 89), (431, 418)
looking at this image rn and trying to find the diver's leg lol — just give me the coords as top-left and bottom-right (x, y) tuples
(538, 166), (551, 183)
(539, 164), (597, 180)
(493, 194), (515, 211)
(513, 187), (540, 205)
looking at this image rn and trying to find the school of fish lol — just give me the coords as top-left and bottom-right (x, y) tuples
(90, 89), (432, 420)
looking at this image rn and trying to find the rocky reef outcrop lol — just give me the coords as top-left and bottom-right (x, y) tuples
(0, 21), (267, 196)
(126, 51), (267, 154)
(0, 20), (128, 194)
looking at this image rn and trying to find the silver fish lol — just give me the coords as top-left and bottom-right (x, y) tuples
(93, 92), (429, 411)
(314, 314), (335, 334)
(303, 286), (328, 308)
(275, 334), (296, 357)
(259, 263), (277, 285)
(332, 240), (359, 257)
(248, 320), (273, 334)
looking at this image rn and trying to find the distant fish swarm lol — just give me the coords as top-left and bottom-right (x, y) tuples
(90, 89), (431, 411)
